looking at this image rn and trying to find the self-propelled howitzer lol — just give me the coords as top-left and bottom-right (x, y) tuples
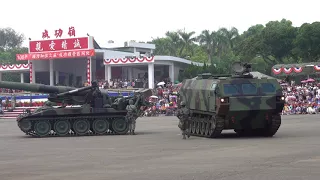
(3, 81), (152, 137)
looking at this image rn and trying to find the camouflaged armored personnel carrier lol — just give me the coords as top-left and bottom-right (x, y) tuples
(178, 62), (285, 138)
(0, 81), (151, 137)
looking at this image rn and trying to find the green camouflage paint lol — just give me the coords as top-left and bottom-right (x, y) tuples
(180, 78), (220, 113)
(177, 62), (285, 138)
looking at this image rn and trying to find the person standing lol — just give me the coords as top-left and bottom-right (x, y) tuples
(11, 94), (16, 109)
(176, 101), (190, 139)
(126, 96), (141, 135)
(5, 97), (9, 110)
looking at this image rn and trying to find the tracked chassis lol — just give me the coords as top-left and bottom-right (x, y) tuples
(186, 114), (282, 138)
(17, 108), (130, 137)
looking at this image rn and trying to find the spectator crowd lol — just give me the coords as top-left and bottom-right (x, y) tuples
(281, 80), (320, 115)
(142, 81), (181, 117)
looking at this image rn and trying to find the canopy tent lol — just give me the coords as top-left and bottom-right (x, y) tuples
(301, 78), (316, 83)
(271, 62), (320, 76)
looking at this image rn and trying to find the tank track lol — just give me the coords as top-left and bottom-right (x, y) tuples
(17, 115), (129, 138)
(234, 114), (282, 137)
(188, 115), (225, 138)
(262, 114), (281, 137)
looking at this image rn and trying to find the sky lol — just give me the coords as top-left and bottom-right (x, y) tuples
(1, 0), (319, 48)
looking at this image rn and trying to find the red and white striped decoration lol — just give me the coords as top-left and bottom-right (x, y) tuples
(29, 62), (33, 83)
(104, 56), (154, 65)
(293, 67), (303, 73)
(272, 67), (282, 75)
(0, 64), (29, 71)
(87, 58), (91, 84)
(314, 65), (320, 71)
(283, 67), (293, 74)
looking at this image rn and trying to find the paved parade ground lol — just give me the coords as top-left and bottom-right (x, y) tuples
(0, 115), (320, 180)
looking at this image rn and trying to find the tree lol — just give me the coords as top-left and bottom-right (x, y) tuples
(0, 47), (28, 64)
(177, 30), (197, 58)
(234, 24), (265, 61)
(293, 22), (320, 62)
(0, 27), (25, 51)
(218, 27), (239, 49)
(197, 30), (216, 63)
(152, 37), (171, 55)
(189, 44), (207, 62)
(235, 19), (297, 66)
(165, 31), (181, 57)
(0, 28), (27, 82)
(260, 19), (297, 64)
(147, 19), (320, 77)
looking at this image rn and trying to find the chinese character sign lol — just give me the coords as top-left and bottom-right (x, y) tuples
(42, 30), (50, 39)
(16, 49), (95, 61)
(35, 42), (43, 51)
(41, 27), (75, 39)
(29, 37), (89, 53)
(54, 28), (63, 38)
(68, 26), (76, 37)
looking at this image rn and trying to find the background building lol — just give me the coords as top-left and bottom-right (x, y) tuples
(4, 35), (203, 89)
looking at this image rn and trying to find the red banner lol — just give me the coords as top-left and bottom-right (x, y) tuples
(16, 49), (95, 61)
(29, 37), (89, 53)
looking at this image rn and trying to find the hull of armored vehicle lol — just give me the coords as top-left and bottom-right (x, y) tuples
(17, 105), (131, 137)
(178, 76), (285, 138)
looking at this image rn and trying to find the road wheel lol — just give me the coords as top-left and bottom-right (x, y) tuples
(73, 119), (90, 135)
(54, 120), (70, 136)
(18, 119), (32, 132)
(112, 118), (129, 135)
(34, 121), (51, 137)
(92, 119), (109, 134)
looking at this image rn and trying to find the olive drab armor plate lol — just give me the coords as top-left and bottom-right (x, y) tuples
(177, 62), (285, 138)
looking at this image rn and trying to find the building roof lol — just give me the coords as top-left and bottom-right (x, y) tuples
(95, 48), (204, 66)
(93, 39), (101, 49)
(94, 40), (204, 66)
(103, 47), (133, 53)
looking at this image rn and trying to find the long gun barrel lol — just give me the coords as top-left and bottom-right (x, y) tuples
(0, 81), (109, 96)
(0, 81), (150, 96)
(0, 81), (152, 105)
(0, 81), (78, 94)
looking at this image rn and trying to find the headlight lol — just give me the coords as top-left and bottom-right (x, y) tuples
(220, 97), (229, 103)
(276, 96), (285, 101)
